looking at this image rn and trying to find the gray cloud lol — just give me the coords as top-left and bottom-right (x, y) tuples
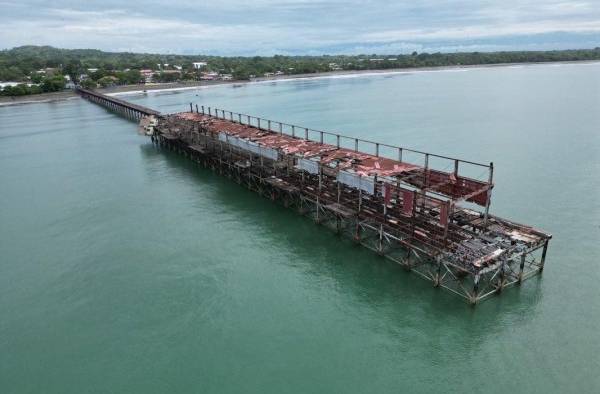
(0, 0), (599, 54)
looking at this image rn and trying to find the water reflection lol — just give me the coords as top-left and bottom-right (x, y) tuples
(138, 142), (543, 361)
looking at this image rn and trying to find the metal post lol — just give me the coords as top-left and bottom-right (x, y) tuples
(355, 139), (358, 152)
(424, 153), (429, 188)
(195, 104), (199, 113)
(316, 164), (322, 223)
(292, 125), (295, 138)
(305, 128), (309, 140)
(336, 135), (340, 148)
(483, 162), (494, 228)
(375, 143), (379, 157)
(190, 103), (193, 113)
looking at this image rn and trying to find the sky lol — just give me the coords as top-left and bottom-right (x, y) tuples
(1, 0), (600, 55)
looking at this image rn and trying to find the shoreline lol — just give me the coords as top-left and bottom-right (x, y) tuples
(2, 59), (599, 106)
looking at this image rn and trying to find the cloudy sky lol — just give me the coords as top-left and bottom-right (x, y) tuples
(1, 0), (599, 55)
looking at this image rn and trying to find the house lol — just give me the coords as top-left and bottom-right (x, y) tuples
(0, 82), (22, 89)
(200, 71), (218, 80)
(87, 68), (99, 73)
(220, 74), (233, 81)
(173, 65), (182, 71)
(193, 62), (207, 70)
(140, 69), (154, 83)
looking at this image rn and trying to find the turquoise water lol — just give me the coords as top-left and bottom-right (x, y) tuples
(1, 63), (599, 393)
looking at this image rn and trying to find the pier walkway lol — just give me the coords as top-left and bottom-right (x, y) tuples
(76, 88), (160, 119)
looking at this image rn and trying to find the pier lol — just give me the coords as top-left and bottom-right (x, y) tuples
(76, 88), (160, 120)
(78, 90), (551, 304)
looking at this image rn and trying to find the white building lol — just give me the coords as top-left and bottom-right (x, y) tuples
(200, 71), (218, 80)
(193, 62), (207, 69)
(140, 69), (154, 83)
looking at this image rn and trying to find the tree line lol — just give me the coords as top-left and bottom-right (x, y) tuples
(1, 45), (600, 96)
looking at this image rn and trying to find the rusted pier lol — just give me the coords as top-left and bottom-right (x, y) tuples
(81, 92), (552, 304)
(76, 88), (160, 120)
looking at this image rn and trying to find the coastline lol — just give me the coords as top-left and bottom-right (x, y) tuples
(2, 59), (599, 106)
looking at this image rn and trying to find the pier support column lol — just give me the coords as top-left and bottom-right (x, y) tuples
(518, 253), (526, 283)
(470, 274), (480, 305)
(377, 224), (384, 255)
(433, 259), (442, 287)
(353, 222), (361, 243)
(539, 240), (549, 272)
(496, 259), (507, 293)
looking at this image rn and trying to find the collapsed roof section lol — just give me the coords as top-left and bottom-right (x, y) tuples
(175, 111), (492, 206)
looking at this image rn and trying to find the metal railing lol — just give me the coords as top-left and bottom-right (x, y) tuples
(192, 104), (493, 185)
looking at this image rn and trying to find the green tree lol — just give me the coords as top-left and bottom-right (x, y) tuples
(97, 76), (117, 87)
(79, 79), (97, 89)
(40, 74), (66, 92)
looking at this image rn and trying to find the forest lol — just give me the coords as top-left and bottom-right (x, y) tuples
(2, 45), (600, 95)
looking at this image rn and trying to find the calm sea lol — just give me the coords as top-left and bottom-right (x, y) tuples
(1, 63), (599, 393)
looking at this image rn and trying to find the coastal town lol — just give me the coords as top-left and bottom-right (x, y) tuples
(0, 59), (238, 96)
(2, 45), (600, 97)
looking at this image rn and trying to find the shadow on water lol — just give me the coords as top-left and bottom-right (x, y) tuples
(138, 142), (543, 355)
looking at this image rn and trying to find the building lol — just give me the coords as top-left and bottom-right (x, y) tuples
(200, 71), (219, 80)
(140, 69), (154, 83)
(193, 62), (207, 70)
(64, 75), (76, 89)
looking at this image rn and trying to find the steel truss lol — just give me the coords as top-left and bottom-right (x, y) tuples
(151, 118), (550, 304)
